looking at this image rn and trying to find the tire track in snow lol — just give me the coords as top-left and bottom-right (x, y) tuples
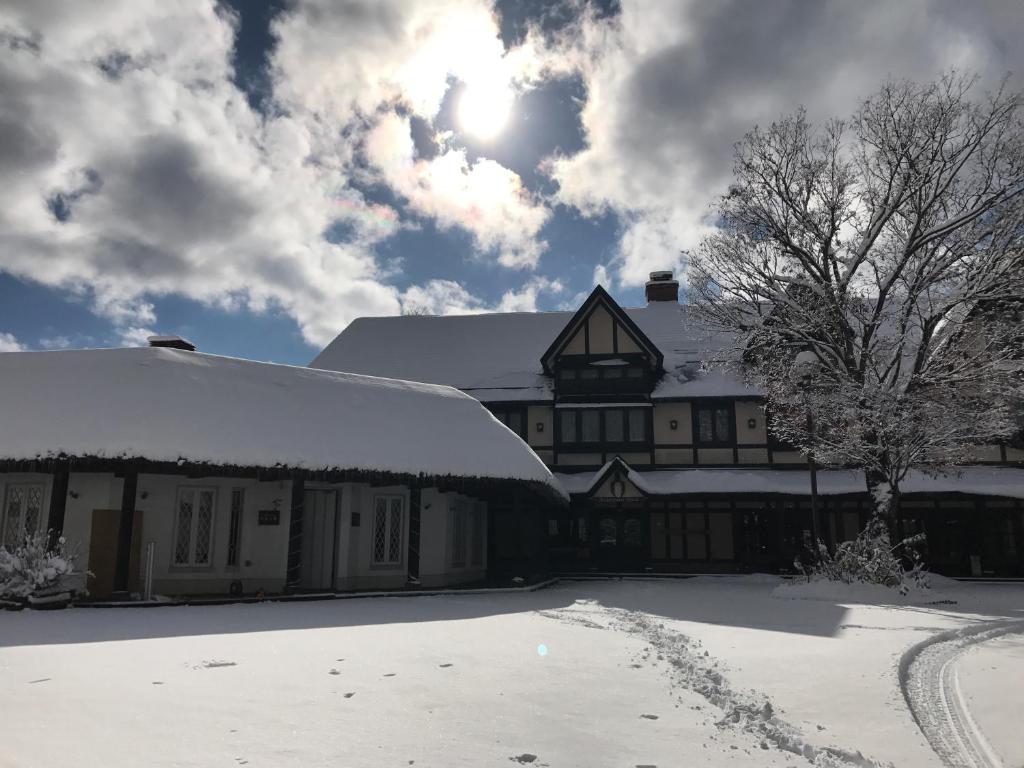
(899, 619), (1024, 768)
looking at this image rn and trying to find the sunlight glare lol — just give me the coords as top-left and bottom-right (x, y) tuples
(458, 81), (514, 141)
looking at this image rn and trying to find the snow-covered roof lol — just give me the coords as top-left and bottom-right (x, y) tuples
(555, 463), (1024, 500)
(0, 347), (567, 500)
(310, 301), (758, 402)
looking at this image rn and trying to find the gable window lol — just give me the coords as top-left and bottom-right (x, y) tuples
(372, 494), (404, 566)
(173, 487), (216, 566)
(557, 407), (650, 447)
(694, 402), (735, 446)
(2, 483), (45, 549)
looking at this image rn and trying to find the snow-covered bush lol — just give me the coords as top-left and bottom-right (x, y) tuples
(797, 517), (928, 594)
(0, 531), (83, 600)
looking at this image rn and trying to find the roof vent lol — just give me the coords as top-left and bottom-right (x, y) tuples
(645, 270), (679, 304)
(147, 335), (196, 352)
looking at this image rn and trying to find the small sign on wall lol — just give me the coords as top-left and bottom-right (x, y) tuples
(258, 509), (280, 526)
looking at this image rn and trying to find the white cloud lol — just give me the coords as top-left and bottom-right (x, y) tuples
(118, 326), (158, 348)
(366, 113), (550, 268)
(541, 0), (1023, 289)
(0, 0), (553, 348)
(400, 276), (562, 316)
(0, 332), (24, 352)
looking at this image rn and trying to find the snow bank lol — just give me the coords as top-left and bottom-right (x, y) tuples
(0, 347), (566, 498)
(771, 575), (953, 605)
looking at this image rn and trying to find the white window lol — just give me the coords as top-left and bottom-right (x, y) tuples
(173, 487), (216, 566)
(372, 495), (404, 566)
(450, 498), (467, 568)
(2, 483), (45, 549)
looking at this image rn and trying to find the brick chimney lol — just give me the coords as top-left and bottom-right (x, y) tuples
(645, 270), (679, 303)
(147, 335), (196, 352)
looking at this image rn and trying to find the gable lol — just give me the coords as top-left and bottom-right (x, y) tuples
(541, 286), (663, 373)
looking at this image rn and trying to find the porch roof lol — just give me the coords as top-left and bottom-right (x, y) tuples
(554, 461), (1024, 500)
(0, 347), (568, 502)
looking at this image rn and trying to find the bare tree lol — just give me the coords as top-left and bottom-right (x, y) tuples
(690, 73), (1024, 519)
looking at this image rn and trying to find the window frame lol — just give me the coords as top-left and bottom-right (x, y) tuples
(488, 406), (527, 439)
(172, 486), (217, 568)
(371, 493), (405, 568)
(226, 487), (244, 568)
(692, 400), (736, 447)
(555, 406), (652, 449)
(1, 482), (46, 550)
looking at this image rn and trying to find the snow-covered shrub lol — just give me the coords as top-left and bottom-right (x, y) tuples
(797, 517), (928, 594)
(0, 531), (83, 600)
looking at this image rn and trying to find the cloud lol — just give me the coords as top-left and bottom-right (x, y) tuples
(541, 0), (1024, 288)
(0, 0), (552, 347)
(0, 332), (24, 352)
(400, 276), (562, 315)
(366, 113), (550, 268)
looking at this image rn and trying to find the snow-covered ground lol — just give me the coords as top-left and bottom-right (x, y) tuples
(1, 577), (1022, 768)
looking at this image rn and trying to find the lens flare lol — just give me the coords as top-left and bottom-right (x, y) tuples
(457, 82), (513, 140)
(537, 644), (548, 657)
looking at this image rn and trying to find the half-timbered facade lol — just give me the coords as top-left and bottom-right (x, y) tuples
(313, 271), (1024, 577)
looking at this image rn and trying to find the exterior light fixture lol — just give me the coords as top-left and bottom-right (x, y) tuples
(537, 422), (545, 433)
(747, 418), (757, 429)
(669, 419), (678, 430)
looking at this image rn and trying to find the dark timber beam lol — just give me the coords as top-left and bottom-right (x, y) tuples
(407, 484), (422, 584)
(285, 475), (305, 590)
(113, 469), (138, 592)
(46, 465), (70, 546)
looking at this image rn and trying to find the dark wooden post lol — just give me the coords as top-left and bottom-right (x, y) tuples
(407, 484), (421, 584)
(285, 475), (305, 590)
(46, 464), (70, 547)
(113, 469), (138, 593)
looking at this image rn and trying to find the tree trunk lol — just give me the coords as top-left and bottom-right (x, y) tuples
(865, 469), (898, 520)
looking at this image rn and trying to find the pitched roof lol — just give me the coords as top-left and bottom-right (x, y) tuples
(0, 347), (566, 499)
(311, 300), (759, 401)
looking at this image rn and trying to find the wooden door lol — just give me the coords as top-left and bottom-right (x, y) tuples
(87, 509), (142, 598)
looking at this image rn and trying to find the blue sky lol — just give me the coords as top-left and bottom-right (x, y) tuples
(0, 0), (1018, 364)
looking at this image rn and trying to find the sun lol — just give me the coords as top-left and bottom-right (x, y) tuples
(457, 82), (513, 141)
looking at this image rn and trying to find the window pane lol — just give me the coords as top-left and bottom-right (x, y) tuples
(581, 410), (600, 442)
(580, 368), (598, 380)
(373, 498), (388, 563)
(560, 410), (577, 442)
(623, 518), (643, 546)
(698, 409), (713, 442)
(714, 407), (731, 441)
(175, 493), (193, 565)
(507, 411), (523, 437)
(194, 490), (214, 565)
(388, 498), (403, 563)
(599, 518), (617, 545)
(605, 409), (624, 442)
(24, 486), (42, 539)
(3, 487), (23, 549)
(628, 410), (646, 442)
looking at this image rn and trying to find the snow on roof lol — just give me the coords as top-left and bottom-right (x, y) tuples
(554, 464), (1024, 500)
(0, 347), (566, 499)
(310, 301), (758, 402)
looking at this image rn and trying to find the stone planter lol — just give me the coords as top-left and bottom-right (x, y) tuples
(27, 591), (72, 610)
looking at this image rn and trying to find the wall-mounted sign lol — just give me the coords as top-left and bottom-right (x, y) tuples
(258, 509), (280, 526)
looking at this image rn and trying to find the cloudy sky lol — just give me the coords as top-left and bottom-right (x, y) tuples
(0, 0), (1020, 363)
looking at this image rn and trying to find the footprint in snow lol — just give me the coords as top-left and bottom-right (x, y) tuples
(201, 660), (237, 669)
(439, 663), (453, 668)
(152, 681), (164, 686)
(343, 692), (356, 698)
(383, 673), (396, 677)
(328, 669), (341, 675)
(640, 714), (659, 720)
(510, 754), (537, 764)
(28, 678), (50, 684)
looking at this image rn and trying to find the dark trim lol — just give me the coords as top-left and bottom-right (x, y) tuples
(408, 484), (422, 583)
(113, 470), (138, 592)
(46, 464), (70, 545)
(540, 286), (664, 374)
(285, 475), (305, 589)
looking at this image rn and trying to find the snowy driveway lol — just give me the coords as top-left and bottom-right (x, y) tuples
(1, 578), (1022, 768)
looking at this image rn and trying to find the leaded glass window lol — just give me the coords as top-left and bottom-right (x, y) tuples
(695, 402), (734, 445)
(2, 483), (44, 549)
(372, 495), (404, 566)
(173, 487), (216, 566)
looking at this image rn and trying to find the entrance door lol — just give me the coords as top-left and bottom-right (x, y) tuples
(87, 509), (142, 598)
(594, 508), (647, 571)
(299, 490), (338, 590)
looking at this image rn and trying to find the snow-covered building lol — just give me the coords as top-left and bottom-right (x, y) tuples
(0, 344), (565, 598)
(313, 272), (1024, 577)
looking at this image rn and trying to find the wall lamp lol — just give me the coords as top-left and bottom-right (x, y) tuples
(669, 419), (678, 430)
(747, 418), (757, 430)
